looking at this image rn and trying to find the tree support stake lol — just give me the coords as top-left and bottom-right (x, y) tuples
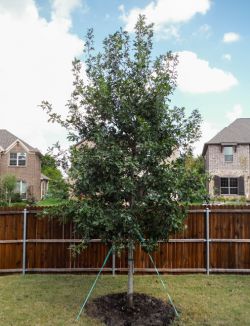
(76, 246), (113, 321)
(136, 230), (179, 318)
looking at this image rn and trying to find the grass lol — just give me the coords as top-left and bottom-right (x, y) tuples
(0, 198), (66, 208)
(0, 274), (249, 325)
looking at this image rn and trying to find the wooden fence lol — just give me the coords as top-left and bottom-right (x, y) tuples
(0, 205), (250, 274)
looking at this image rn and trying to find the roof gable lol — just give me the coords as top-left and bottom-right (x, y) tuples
(0, 129), (39, 152)
(5, 139), (31, 153)
(202, 118), (250, 156)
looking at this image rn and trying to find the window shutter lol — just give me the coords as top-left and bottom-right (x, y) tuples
(214, 175), (220, 195)
(238, 176), (245, 195)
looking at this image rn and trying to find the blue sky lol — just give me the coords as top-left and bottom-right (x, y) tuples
(0, 0), (249, 154)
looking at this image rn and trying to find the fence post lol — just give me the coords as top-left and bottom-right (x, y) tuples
(206, 207), (210, 275)
(22, 208), (28, 275)
(112, 248), (116, 276)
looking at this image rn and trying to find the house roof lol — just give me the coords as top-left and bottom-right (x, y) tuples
(0, 129), (40, 153)
(202, 118), (250, 156)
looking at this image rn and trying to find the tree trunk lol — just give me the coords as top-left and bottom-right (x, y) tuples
(127, 241), (134, 308)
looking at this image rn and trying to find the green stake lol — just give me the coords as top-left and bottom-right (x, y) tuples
(76, 246), (113, 321)
(136, 230), (179, 318)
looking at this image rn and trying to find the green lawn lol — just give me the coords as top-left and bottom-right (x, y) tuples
(0, 274), (249, 325)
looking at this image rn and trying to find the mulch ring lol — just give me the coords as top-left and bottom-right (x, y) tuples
(85, 292), (177, 326)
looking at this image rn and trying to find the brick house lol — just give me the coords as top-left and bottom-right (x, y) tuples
(0, 129), (48, 200)
(202, 118), (250, 199)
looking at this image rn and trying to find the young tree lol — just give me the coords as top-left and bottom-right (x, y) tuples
(184, 154), (205, 175)
(183, 153), (209, 203)
(42, 16), (206, 307)
(41, 153), (69, 199)
(0, 174), (17, 206)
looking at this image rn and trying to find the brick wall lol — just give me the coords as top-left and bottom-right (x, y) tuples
(0, 143), (41, 200)
(205, 144), (250, 199)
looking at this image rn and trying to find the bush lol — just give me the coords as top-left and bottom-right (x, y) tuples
(11, 202), (28, 208)
(11, 193), (23, 203)
(0, 201), (8, 207)
(212, 196), (246, 204)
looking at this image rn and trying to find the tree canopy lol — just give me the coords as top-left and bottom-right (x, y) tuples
(42, 15), (206, 250)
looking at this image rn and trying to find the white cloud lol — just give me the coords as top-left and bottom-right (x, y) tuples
(223, 32), (240, 43)
(119, 0), (211, 36)
(199, 24), (211, 33)
(192, 24), (211, 38)
(176, 51), (238, 93)
(51, 0), (88, 29)
(222, 53), (231, 61)
(52, 0), (81, 19)
(226, 104), (243, 123)
(0, 0), (84, 153)
(156, 25), (180, 40)
(0, 0), (34, 15)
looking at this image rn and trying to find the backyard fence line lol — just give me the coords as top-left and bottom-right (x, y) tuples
(0, 205), (250, 274)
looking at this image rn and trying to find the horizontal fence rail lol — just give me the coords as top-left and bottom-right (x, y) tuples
(0, 205), (250, 274)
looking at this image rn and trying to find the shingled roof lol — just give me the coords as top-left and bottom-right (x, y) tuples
(0, 129), (39, 152)
(202, 118), (250, 156)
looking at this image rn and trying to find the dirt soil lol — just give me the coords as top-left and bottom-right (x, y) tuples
(85, 292), (176, 326)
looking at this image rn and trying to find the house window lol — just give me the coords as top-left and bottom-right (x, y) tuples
(16, 181), (27, 199)
(9, 152), (26, 166)
(224, 147), (233, 162)
(221, 178), (238, 195)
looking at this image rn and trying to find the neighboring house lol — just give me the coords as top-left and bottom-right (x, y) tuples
(202, 118), (250, 199)
(0, 129), (49, 201)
